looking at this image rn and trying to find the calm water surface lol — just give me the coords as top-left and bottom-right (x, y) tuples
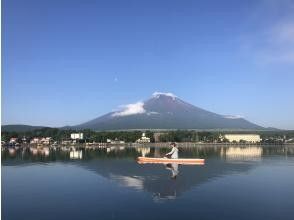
(2, 145), (294, 220)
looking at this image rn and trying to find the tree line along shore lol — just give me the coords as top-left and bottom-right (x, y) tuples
(2, 127), (294, 145)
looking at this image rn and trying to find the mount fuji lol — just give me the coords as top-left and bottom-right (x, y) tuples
(74, 92), (263, 130)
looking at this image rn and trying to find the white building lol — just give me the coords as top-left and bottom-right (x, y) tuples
(30, 137), (41, 144)
(136, 133), (151, 143)
(70, 133), (84, 140)
(40, 137), (52, 145)
(223, 134), (261, 143)
(107, 138), (125, 144)
(9, 138), (18, 144)
(61, 140), (72, 145)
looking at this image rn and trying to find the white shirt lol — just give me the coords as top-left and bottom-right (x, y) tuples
(166, 147), (179, 159)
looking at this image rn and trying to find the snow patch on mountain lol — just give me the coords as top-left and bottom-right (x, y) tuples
(152, 92), (177, 100)
(223, 115), (244, 119)
(146, 111), (160, 116)
(112, 102), (146, 117)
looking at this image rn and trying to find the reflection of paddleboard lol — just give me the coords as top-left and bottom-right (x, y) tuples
(137, 157), (205, 165)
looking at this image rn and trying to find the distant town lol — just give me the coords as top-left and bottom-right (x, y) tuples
(2, 127), (294, 149)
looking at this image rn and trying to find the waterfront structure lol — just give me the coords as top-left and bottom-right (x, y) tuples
(30, 137), (41, 144)
(285, 138), (294, 143)
(223, 134), (261, 143)
(40, 137), (52, 145)
(136, 133), (151, 143)
(9, 138), (18, 144)
(106, 138), (125, 144)
(70, 133), (84, 140)
(61, 140), (72, 145)
(22, 137), (27, 144)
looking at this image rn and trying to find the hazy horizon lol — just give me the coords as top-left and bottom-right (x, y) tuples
(2, 0), (294, 129)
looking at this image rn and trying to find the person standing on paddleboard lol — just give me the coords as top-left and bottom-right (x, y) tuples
(165, 142), (179, 159)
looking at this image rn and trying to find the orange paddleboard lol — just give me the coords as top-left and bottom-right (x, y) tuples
(137, 157), (205, 165)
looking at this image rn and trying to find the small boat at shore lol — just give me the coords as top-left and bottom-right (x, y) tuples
(137, 157), (205, 165)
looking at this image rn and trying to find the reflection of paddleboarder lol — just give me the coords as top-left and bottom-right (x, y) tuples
(164, 143), (179, 179)
(165, 163), (179, 179)
(165, 142), (179, 159)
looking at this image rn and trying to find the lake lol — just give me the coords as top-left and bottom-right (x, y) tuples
(2, 145), (294, 220)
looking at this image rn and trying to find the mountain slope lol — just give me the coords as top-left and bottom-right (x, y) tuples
(75, 93), (264, 130)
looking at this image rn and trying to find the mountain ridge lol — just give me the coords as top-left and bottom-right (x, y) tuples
(1, 124), (47, 132)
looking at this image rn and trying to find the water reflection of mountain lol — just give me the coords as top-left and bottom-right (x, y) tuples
(76, 157), (254, 200)
(2, 146), (294, 200)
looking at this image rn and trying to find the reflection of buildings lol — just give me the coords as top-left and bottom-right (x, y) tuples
(29, 147), (50, 156)
(106, 146), (125, 153)
(8, 148), (16, 155)
(136, 133), (150, 143)
(136, 147), (151, 157)
(30, 147), (38, 155)
(221, 147), (262, 161)
(223, 134), (261, 143)
(70, 150), (83, 159)
(42, 147), (50, 156)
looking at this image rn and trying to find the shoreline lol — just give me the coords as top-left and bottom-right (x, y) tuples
(3, 142), (294, 149)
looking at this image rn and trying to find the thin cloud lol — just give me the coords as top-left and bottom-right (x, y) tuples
(240, 0), (294, 65)
(260, 22), (294, 64)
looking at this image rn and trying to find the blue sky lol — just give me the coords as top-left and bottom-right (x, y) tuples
(2, 0), (294, 129)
